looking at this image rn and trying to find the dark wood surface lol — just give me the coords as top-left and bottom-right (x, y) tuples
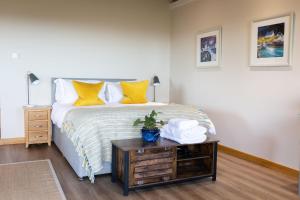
(111, 136), (219, 151)
(0, 143), (298, 200)
(114, 143), (179, 195)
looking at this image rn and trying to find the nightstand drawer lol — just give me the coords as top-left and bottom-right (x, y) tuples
(29, 131), (48, 142)
(28, 121), (48, 131)
(28, 111), (48, 121)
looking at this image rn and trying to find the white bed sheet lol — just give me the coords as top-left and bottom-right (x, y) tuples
(51, 102), (167, 128)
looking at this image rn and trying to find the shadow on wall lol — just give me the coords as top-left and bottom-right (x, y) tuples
(250, 66), (293, 71)
(0, 0), (161, 35)
(170, 79), (184, 103)
(203, 108), (276, 159)
(195, 66), (222, 72)
(169, 80), (283, 163)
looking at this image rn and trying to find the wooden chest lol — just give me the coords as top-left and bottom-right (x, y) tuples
(111, 137), (219, 196)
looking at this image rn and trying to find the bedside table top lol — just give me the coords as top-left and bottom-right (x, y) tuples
(111, 136), (219, 151)
(23, 105), (52, 110)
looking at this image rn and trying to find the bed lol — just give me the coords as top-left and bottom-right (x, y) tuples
(51, 78), (137, 180)
(51, 78), (216, 182)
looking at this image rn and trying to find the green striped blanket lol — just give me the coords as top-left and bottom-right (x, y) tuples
(61, 104), (215, 183)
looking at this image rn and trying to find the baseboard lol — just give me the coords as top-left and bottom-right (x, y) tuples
(219, 144), (299, 178)
(0, 137), (25, 145)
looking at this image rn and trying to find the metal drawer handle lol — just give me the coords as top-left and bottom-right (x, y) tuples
(34, 135), (43, 138)
(34, 125), (43, 128)
(137, 149), (144, 154)
(137, 180), (144, 185)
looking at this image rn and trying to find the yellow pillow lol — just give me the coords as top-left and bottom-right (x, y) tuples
(120, 80), (149, 104)
(72, 81), (105, 106)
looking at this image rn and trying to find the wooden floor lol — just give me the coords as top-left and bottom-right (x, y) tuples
(0, 144), (298, 200)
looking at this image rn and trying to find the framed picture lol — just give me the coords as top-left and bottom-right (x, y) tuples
(196, 28), (221, 67)
(250, 14), (294, 67)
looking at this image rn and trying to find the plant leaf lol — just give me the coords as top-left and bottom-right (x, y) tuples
(133, 110), (162, 130)
(133, 119), (143, 126)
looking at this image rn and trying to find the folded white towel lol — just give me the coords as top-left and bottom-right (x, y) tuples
(160, 124), (208, 144)
(160, 130), (207, 144)
(176, 134), (207, 144)
(163, 124), (207, 140)
(168, 118), (199, 131)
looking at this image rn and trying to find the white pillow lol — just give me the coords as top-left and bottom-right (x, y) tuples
(106, 82), (123, 103)
(54, 79), (77, 104)
(54, 79), (107, 104)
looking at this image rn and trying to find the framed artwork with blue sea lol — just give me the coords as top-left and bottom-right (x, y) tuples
(257, 23), (284, 58)
(250, 14), (293, 67)
(197, 27), (221, 67)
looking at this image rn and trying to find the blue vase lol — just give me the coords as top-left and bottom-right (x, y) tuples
(141, 128), (160, 142)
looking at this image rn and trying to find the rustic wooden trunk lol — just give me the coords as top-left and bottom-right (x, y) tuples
(111, 137), (218, 196)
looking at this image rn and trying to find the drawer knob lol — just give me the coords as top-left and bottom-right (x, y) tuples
(35, 115), (41, 117)
(34, 135), (43, 138)
(34, 125), (42, 128)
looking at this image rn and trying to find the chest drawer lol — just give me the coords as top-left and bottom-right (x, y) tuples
(28, 111), (48, 121)
(28, 121), (48, 131)
(131, 147), (175, 162)
(133, 173), (173, 186)
(29, 131), (48, 142)
(130, 147), (176, 186)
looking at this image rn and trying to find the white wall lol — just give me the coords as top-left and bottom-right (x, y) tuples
(0, 0), (170, 138)
(171, 0), (300, 169)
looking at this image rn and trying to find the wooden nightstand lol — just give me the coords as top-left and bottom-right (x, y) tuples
(24, 106), (52, 148)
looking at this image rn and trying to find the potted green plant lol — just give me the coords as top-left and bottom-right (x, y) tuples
(133, 110), (165, 142)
